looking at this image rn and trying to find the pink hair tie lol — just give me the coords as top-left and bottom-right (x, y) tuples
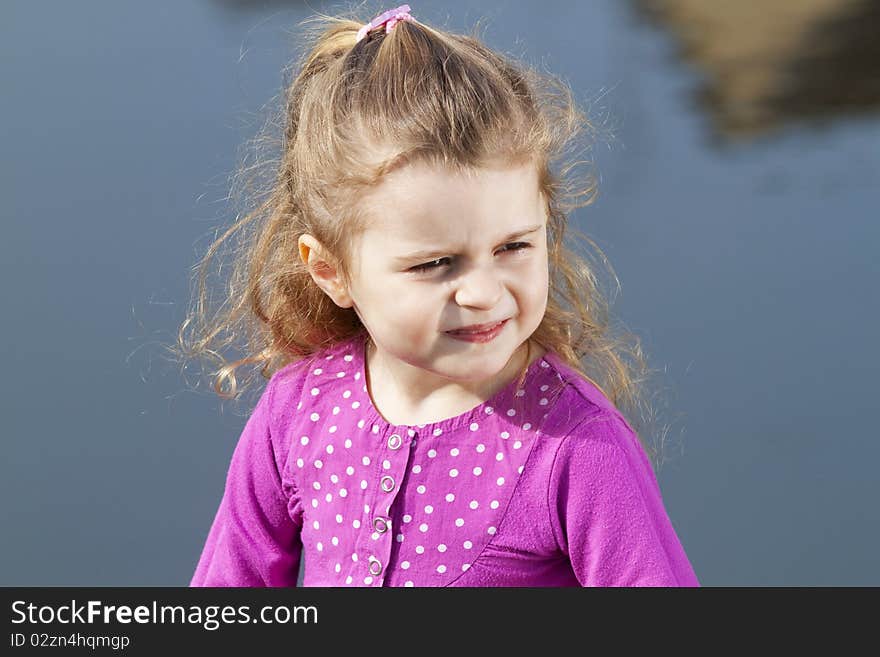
(356, 4), (414, 43)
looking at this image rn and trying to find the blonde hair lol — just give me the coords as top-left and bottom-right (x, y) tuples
(172, 7), (675, 469)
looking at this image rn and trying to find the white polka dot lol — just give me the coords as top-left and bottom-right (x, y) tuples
(490, 500), (499, 509)
(382, 459), (391, 470)
(343, 390), (351, 398)
(485, 406), (494, 414)
(496, 452), (504, 461)
(335, 563), (341, 573)
(344, 439), (352, 449)
(500, 431), (510, 439)
(313, 368), (322, 375)
(312, 520), (320, 530)
(419, 523), (428, 533)
(360, 480), (368, 490)
(396, 534), (404, 543)
(300, 436), (309, 446)
(364, 504), (370, 513)
(352, 401), (361, 409)
(403, 514), (412, 523)
(506, 409), (515, 417)
(424, 505), (433, 514)
(445, 493), (455, 502)
(314, 459), (323, 469)
(340, 488), (349, 498)
(476, 444), (486, 453)
(312, 482), (321, 490)
(522, 423), (532, 431)
(344, 354), (353, 362)
(449, 469), (459, 478)
(437, 565), (447, 574)
(408, 429), (416, 436)
(401, 561), (410, 569)
(330, 474), (339, 484)
(332, 406), (340, 415)
(518, 465), (525, 474)
(325, 493), (332, 503)
(351, 553), (358, 562)
(336, 514), (343, 523)
(412, 465), (422, 474)
(450, 448), (460, 456)
(437, 544), (447, 552)
(316, 542), (323, 551)
(346, 576), (353, 584)
(311, 499), (318, 508)
(310, 387), (320, 396)
(455, 518), (464, 527)
(540, 384), (549, 391)
(353, 519), (361, 529)
(473, 467), (482, 476)
(296, 458), (304, 468)
(364, 576), (373, 585)
(462, 563), (471, 571)
(513, 441), (522, 449)
(329, 425), (337, 433)
(310, 412), (320, 421)
(469, 422), (479, 431)
(355, 372), (361, 380)
(497, 477), (505, 486)
(370, 424), (378, 433)
(428, 449), (437, 458)
(539, 398), (548, 406)
(404, 581), (414, 587)
(362, 456), (370, 466)
(515, 389), (525, 397)
(332, 536), (339, 546)
(469, 500), (479, 509)
(357, 419), (364, 428)
(337, 372), (345, 378)
(346, 466), (354, 475)
(463, 540), (473, 549)
(417, 485), (426, 494)
(416, 545), (425, 554)
(433, 428), (443, 436)
(487, 526), (497, 535)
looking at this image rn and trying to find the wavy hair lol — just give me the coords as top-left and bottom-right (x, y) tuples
(172, 6), (674, 469)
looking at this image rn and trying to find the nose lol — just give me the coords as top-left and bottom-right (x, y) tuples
(453, 263), (504, 309)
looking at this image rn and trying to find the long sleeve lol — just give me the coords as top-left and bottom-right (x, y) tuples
(549, 412), (700, 587)
(190, 377), (303, 587)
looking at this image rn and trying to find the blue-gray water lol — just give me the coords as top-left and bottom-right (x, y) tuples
(2, 0), (877, 586)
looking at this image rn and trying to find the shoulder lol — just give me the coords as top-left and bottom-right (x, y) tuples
(265, 333), (364, 428)
(531, 349), (626, 439)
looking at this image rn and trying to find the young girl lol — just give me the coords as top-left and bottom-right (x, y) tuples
(183, 5), (699, 587)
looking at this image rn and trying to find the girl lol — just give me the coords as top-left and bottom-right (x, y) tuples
(183, 5), (699, 587)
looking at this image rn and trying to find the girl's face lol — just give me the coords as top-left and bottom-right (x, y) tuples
(345, 159), (549, 388)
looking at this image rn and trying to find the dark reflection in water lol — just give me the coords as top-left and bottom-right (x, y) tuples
(636, 0), (880, 142)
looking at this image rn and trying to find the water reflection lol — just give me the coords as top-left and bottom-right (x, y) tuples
(636, 0), (880, 142)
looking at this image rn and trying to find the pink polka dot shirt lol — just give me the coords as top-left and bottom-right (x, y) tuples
(190, 331), (700, 587)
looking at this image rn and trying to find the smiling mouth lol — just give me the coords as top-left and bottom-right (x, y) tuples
(446, 320), (507, 335)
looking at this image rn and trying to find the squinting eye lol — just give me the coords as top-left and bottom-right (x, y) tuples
(409, 243), (533, 274)
(410, 257), (452, 273)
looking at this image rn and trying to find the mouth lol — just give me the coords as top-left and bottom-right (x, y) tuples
(446, 319), (508, 335)
(444, 319), (509, 342)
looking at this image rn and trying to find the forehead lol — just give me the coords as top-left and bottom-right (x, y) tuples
(360, 160), (545, 241)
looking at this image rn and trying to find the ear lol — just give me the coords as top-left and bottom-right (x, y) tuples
(298, 234), (354, 309)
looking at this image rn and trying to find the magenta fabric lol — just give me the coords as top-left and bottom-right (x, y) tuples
(190, 331), (700, 587)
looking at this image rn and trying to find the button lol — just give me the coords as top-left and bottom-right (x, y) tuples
(373, 517), (389, 533)
(388, 433), (402, 450)
(380, 475), (395, 492)
(369, 559), (383, 576)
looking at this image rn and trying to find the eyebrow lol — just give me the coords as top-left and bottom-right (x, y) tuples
(395, 225), (543, 262)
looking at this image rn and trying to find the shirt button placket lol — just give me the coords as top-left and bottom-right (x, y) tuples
(366, 429), (415, 586)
